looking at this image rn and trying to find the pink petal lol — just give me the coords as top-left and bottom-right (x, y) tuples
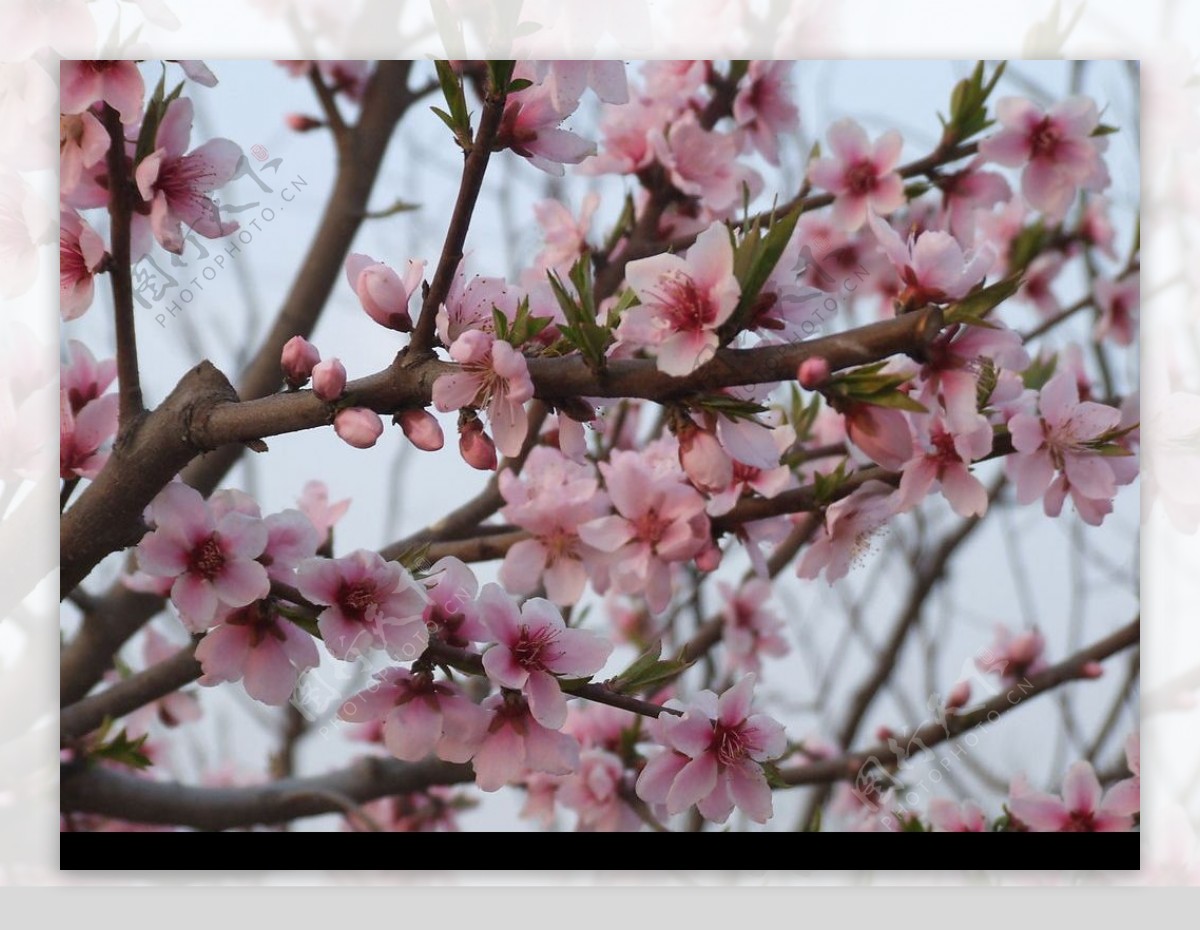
(826, 118), (869, 161)
(665, 753), (719, 815)
(472, 726), (526, 791)
(136, 529), (190, 577)
(666, 712), (717, 757)
(578, 515), (637, 552)
(656, 329), (717, 376)
(718, 674), (755, 726)
(242, 640), (299, 705)
(489, 397), (529, 458)
(482, 644), (529, 690)
(545, 627), (612, 677)
(384, 700), (443, 761)
(1009, 794), (1069, 831)
(194, 624), (250, 682)
(499, 538), (548, 596)
(940, 465), (989, 518)
(542, 556), (587, 606)
(636, 750), (688, 805)
(525, 669), (568, 729)
(213, 559), (269, 608)
(725, 760), (773, 823)
(1061, 760), (1102, 815)
(171, 574), (219, 629)
(432, 371), (482, 412)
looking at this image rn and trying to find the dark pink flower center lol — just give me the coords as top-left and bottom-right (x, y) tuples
(1062, 810), (1097, 832)
(511, 625), (560, 670)
(225, 602), (285, 647)
(188, 534), (226, 580)
(711, 722), (750, 767)
(732, 462), (761, 483)
(929, 427), (959, 466)
(656, 274), (716, 331)
(338, 580), (378, 621)
(633, 508), (669, 545)
(844, 159), (879, 196)
(1028, 118), (1062, 159)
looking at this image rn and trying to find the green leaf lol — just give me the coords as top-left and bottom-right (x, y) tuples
(1021, 353), (1058, 392)
(548, 259), (611, 371)
(610, 640), (694, 692)
(944, 273), (1022, 325)
(860, 390), (928, 413)
(507, 78), (533, 93)
(725, 205), (802, 338)
(760, 761), (789, 789)
(1092, 123), (1120, 136)
(688, 393), (769, 421)
(90, 728), (153, 771)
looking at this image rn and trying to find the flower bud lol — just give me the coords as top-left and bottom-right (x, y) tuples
(312, 357), (347, 401)
(285, 113), (325, 132)
(678, 424), (733, 493)
(397, 409), (444, 452)
(280, 335), (319, 390)
(334, 407), (383, 449)
(798, 356), (831, 389)
(345, 253), (425, 333)
(945, 680), (971, 711)
(1079, 661), (1104, 679)
(694, 540), (722, 573)
(458, 418), (498, 471)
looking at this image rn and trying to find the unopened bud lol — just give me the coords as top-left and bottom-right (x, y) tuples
(798, 356), (831, 389)
(280, 335), (320, 390)
(312, 358), (347, 401)
(334, 407), (383, 449)
(397, 409), (444, 452)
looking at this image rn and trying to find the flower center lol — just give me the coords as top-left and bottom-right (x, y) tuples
(711, 722), (750, 767)
(845, 159), (878, 196)
(338, 580), (378, 620)
(188, 535), (226, 580)
(1029, 118), (1061, 158)
(656, 273), (715, 331)
(512, 626), (559, 670)
(732, 462), (761, 483)
(633, 508), (669, 545)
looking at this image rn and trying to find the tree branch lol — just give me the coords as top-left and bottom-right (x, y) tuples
(780, 617), (1140, 787)
(101, 105), (144, 429)
(407, 73), (509, 355)
(60, 756), (473, 830)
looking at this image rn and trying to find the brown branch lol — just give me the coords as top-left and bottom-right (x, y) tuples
(307, 64), (348, 145)
(61, 642), (201, 742)
(779, 617), (1140, 787)
(60, 755), (472, 830)
(407, 75), (509, 355)
(101, 105), (145, 428)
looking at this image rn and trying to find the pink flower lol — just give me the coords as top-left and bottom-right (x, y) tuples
(397, 408), (444, 451)
(311, 357), (346, 401)
(295, 549), (429, 660)
(867, 210), (994, 305)
(497, 68), (597, 176)
(979, 96), (1106, 220)
(62, 340), (116, 414)
(1008, 760), (1134, 832)
(499, 446), (610, 606)
(59, 208), (106, 321)
(338, 668), (490, 764)
(797, 480), (896, 583)
(344, 253), (425, 333)
(134, 97), (241, 253)
(843, 402), (913, 470)
(195, 600), (320, 705)
(1006, 370), (1122, 516)
(927, 797), (987, 832)
(896, 413), (992, 517)
(650, 110), (752, 213)
(421, 556), (489, 647)
(1093, 273), (1139, 347)
(333, 407), (383, 448)
(60, 381), (116, 479)
(259, 509), (320, 584)
(532, 193), (598, 273)
(136, 483), (270, 631)
(280, 336), (320, 390)
(678, 424), (733, 494)
(582, 96), (669, 176)
(533, 60), (630, 111)
(935, 157), (1011, 244)
(733, 61), (800, 166)
(1017, 253), (1064, 317)
(60, 60), (145, 124)
(475, 583), (613, 729)
(718, 579), (789, 672)
(1104, 731), (1140, 818)
(975, 624), (1048, 685)
(295, 479), (349, 547)
(432, 330), (534, 457)
(436, 267), (517, 345)
(122, 627), (203, 736)
(578, 449), (710, 615)
(472, 692), (581, 792)
(617, 222), (741, 376)
(59, 111), (110, 198)
(918, 320), (1030, 438)
(557, 749), (642, 832)
(807, 118), (906, 231)
(635, 675), (786, 824)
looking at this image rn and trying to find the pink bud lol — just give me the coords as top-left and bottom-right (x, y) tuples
(678, 425), (733, 493)
(1009, 631), (1044, 666)
(286, 113), (325, 132)
(945, 680), (971, 710)
(312, 358), (347, 401)
(344, 253), (426, 333)
(798, 356), (831, 389)
(397, 409), (444, 452)
(459, 420), (498, 471)
(280, 336), (320, 390)
(875, 725), (894, 742)
(334, 407), (383, 449)
(1079, 661), (1104, 679)
(694, 540), (722, 573)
